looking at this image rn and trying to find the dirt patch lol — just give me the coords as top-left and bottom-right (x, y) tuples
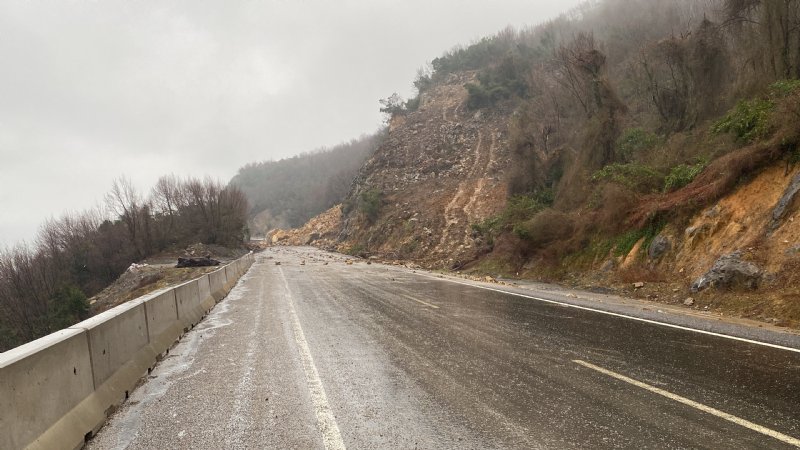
(674, 164), (800, 279)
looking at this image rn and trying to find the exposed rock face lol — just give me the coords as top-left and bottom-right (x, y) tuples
(769, 171), (800, 231)
(690, 252), (761, 292)
(648, 235), (670, 259)
(338, 72), (512, 267)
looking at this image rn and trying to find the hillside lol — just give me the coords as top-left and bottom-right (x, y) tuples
(230, 134), (382, 236)
(278, 0), (800, 328)
(340, 71), (512, 268)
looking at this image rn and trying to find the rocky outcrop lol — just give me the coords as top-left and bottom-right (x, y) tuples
(648, 235), (670, 259)
(769, 171), (800, 231)
(690, 251), (761, 292)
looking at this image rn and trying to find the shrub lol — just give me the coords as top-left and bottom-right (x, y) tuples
(344, 243), (367, 257)
(513, 209), (574, 246)
(788, 140), (800, 165)
(591, 163), (663, 193)
(769, 79), (800, 98)
(48, 285), (89, 331)
(616, 128), (662, 162)
(465, 54), (530, 110)
(465, 83), (491, 109)
(358, 189), (382, 223)
(379, 93), (407, 117)
(471, 192), (551, 238)
(405, 96), (421, 112)
(663, 159), (708, 192)
(503, 194), (550, 222)
(711, 98), (774, 144)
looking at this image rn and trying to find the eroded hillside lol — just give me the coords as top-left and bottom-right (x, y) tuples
(337, 72), (512, 268)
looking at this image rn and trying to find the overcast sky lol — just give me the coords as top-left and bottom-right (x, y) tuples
(0, 0), (581, 247)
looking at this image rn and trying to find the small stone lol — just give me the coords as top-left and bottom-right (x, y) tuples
(275, 261), (281, 265)
(684, 298), (695, 306)
(633, 282), (645, 289)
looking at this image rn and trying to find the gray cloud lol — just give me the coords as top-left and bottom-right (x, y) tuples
(0, 0), (581, 246)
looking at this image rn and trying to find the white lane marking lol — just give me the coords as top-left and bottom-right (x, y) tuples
(278, 267), (346, 450)
(403, 294), (440, 309)
(573, 359), (800, 447)
(416, 273), (800, 354)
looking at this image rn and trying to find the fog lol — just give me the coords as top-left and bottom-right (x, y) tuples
(0, 0), (581, 246)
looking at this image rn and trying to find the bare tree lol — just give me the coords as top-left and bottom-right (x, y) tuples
(106, 177), (146, 258)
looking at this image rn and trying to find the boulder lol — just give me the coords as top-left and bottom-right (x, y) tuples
(690, 252), (761, 292)
(648, 235), (671, 259)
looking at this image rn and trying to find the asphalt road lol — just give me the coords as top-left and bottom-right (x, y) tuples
(88, 247), (800, 449)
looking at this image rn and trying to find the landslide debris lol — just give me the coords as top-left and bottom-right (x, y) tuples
(691, 252), (762, 292)
(336, 72), (511, 267)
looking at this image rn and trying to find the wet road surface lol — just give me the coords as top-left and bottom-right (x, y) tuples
(88, 247), (800, 449)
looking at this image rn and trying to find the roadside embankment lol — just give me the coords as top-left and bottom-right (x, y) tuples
(0, 253), (255, 450)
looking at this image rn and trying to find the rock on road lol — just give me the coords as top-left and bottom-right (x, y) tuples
(87, 247), (800, 449)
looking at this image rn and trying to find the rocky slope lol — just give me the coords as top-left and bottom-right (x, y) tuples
(334, 72), (512, 268)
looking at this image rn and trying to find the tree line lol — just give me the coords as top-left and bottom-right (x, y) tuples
(230, 132), (383, 236)
(0, 176), (248, 351)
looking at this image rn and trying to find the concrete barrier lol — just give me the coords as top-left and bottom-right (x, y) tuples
(209, 268), (227, 302)
(144, 289), (181, 356)
(80, 299), (150, 389)
(0, 329), (95, 450)
(224, 264), (237, 291)
(0, 253), (255, 450)
(175, 279), (203, 330)
(197, 275), (214, 312)
(29, 299), (158, 450)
